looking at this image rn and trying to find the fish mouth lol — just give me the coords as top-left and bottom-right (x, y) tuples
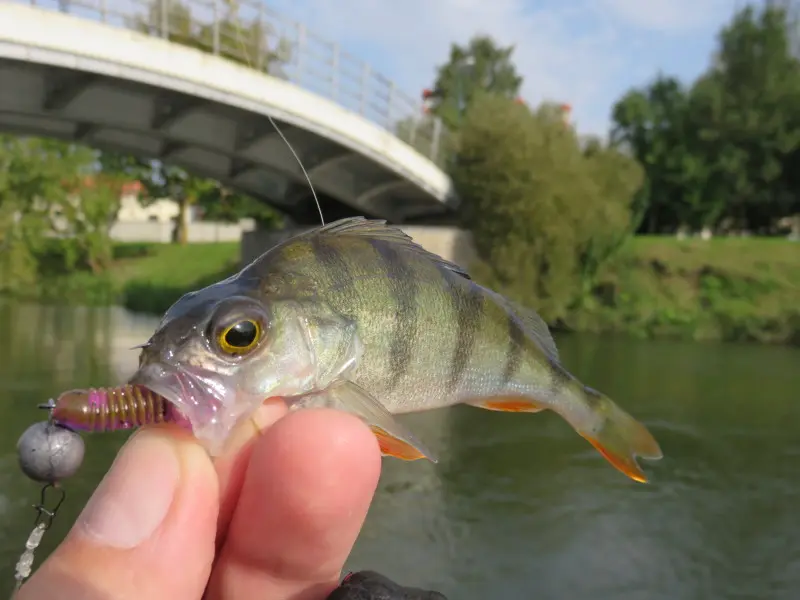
(161, 400), (193, 432)
(129, 363), (239, 455)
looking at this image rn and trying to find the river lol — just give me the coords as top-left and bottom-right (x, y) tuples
(0, 299), (798, 600)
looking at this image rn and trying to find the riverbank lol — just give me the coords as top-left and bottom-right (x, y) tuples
(2, 236), (797, 345)
(1, 241), (241, 314)
(573, 236), (799, 345)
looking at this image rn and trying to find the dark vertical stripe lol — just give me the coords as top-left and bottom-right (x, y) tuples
(448, 281), (484, 392)
(370, 239), (418, 390)
(309, 235), (363, 386)
(501, 313), (526, 386)
(583, 385), (604, 408)
(548, 355), (573, 397)
(310, 236), (355, 298)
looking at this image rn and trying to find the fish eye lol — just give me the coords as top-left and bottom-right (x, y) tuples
(216, 319), (262, 356)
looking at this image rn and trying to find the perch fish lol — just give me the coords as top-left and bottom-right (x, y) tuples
(74, 217), (661, 482)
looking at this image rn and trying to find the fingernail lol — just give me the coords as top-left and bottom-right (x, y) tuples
(77, 431), (179, 549)
(219, 398), (288, 458)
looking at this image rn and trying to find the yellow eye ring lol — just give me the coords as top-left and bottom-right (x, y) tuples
(217, 319), (262, 355)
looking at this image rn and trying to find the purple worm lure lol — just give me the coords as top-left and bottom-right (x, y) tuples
(51, 385), (175, 432)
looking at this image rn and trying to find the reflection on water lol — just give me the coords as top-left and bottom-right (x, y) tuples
(1, 299), (799, 599)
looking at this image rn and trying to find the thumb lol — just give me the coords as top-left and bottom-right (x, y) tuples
(18, 426), (219, 600)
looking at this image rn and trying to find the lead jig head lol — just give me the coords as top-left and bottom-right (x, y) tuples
(17, 419), (85, 485)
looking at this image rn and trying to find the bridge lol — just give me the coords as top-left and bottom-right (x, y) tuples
(0, 0), (457, 223)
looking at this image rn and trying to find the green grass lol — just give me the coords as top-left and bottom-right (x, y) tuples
(573, 236), (800, 345)
(112, 242), (240, 313)
(7, 242), (242, 313)
(112, 242), (240, 283)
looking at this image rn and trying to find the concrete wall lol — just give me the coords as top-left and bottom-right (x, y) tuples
(241, 226), (478, 269)
(110, 221), (253, 243)
(117, 195), (180, 224)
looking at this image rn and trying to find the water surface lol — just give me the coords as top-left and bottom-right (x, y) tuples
(0, 300), (798, 599)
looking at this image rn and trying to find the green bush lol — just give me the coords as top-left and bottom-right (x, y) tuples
(451, 94), (643, 324)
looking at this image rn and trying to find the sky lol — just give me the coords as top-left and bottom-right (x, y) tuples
(267, 0), (745, 136)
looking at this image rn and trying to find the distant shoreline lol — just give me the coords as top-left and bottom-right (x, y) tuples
(1, 235), (797, 347)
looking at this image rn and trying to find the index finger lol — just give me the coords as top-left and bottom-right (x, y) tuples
(212, 399), (289, 545)
(205, 408), (382, 600)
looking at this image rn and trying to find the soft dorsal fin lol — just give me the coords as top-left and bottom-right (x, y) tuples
(312, 217), (472, 280)
(483, 288), (559, 362)
(508, 298), (559, 362)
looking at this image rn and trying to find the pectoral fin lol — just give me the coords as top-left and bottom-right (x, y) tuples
(371, 426), (428, 461)
(292, 382), (437, 463)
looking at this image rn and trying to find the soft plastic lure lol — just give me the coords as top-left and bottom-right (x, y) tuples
(50, 385), (180, 433)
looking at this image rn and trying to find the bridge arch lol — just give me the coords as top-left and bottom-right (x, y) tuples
(0, 2), (458, 222)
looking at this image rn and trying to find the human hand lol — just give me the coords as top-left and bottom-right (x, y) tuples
(17, 405), (382, 600)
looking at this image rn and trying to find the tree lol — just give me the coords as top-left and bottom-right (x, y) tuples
(610, 3), (800, 236)
(136, 162), (216, 245)
(131, 0), (291, 74)
(699, 3), (800, 232)
(0, 136), (53, 290)
(427, 35), (524, 132)
(195, 180), (283, 229)
(201, 8), (292, 75)
(452, 95), (642, 323)
(611, 76), (713, 233)
(97, 151), (284, 244)
(0, 137), (120, 289)
(579, 134), (647, 290)
(53, 172), (123, 273)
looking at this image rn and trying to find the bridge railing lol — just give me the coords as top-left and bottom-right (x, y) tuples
(18, 0), (453, 167)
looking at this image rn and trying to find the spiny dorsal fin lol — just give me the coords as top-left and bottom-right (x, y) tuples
(312, 216), (472, 280)
(485, 288), (560, 362)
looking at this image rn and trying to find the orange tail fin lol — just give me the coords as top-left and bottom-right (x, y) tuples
(578, 388), (663, 483)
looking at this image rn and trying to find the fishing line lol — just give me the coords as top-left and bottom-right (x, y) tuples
(231, 9), (325, 227)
